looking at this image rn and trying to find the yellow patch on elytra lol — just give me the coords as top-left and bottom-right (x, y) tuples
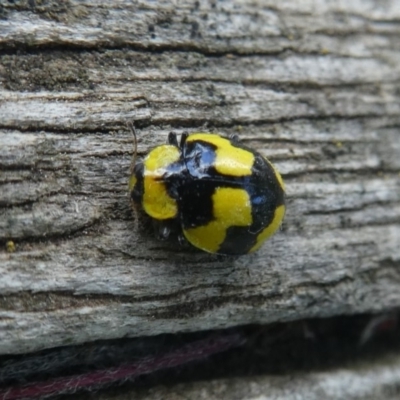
(184, 187), (252, 253)
(187, 134), (254, 177)
(143, 145), (180, 220)
(249, 205), (285, 253)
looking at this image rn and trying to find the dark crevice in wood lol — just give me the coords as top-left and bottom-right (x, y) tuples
(0, 41), (301, 57)
(0, 165), (34, 172)
(283, 166), (383, 179)
(1, 24), (400, 53)
(0, 283), (279, 312)
(312, 27), (400, 36)
(1, 260), (397, 315)
(1, 113), (399, 134)
(378, 257), (400, 270)
(0, 312), (398, 394)
(0, 217), (100, 243)
(302, 200), (400, 215)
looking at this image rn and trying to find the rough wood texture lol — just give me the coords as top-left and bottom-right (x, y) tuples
(1, 1), (400, 355)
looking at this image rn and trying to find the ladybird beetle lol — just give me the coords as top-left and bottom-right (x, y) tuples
(129, 127), (285, 255)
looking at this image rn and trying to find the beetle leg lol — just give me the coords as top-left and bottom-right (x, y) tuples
(153, 220), (171, 240)
(177, 233), (188, 246)
(168, 132), (179, 147)
(153, 218), (183, 242)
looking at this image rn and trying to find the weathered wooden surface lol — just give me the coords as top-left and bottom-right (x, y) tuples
(0, 1), (400, 355)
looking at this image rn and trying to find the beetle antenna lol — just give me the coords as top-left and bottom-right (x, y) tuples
(128, 122), (138, 175)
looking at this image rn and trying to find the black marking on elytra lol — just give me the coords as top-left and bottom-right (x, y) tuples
(163, 158), (188, 200)
(183, 139), (218, 179)
(131, 162), (145, 204)
(246, 154), (285, 233)
(177, 180), (216, 229)
(218, 225), (257, 255)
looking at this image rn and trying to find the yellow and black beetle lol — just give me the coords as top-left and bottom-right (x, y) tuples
(129, 127), (285, 255)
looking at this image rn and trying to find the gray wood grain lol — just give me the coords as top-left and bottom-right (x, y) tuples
(0, 0), (400, 354)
